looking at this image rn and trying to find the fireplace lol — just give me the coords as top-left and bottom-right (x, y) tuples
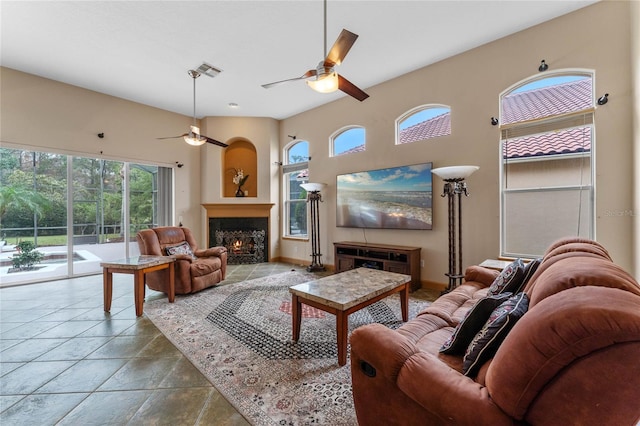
(210, 217), (268, 264)
(203, 203), (274, 265)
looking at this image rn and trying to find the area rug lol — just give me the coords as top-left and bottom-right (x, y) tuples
(144, 270), (430, 425)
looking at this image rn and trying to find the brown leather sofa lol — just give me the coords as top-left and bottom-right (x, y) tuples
(136, 226), (227, 294)
(350, 237), (640, 425)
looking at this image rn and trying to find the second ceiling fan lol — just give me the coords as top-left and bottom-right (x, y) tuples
(261, 0), (369, 102)
(158, 64), (228, 148)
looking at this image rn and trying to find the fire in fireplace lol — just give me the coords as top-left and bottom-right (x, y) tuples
(210, 217), (269, 264)
(215, 229), (266, 264)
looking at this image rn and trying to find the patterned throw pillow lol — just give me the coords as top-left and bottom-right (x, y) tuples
(165, 241), (196, 260)
(520, 258), (542, 290)
(439, 292), (512, 355)
(487, 258), (525, 296)
(462, 292), (529, 376)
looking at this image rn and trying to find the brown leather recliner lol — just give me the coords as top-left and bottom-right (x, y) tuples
(136, 226), (227, 294)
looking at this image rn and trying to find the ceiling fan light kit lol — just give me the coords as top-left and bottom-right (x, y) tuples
(307, 68), (339, 93)
(184, 125), (207, 146)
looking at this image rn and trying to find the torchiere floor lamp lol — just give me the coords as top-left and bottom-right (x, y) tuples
(300, 182), (327, 272)
(431, 166), (479, 293)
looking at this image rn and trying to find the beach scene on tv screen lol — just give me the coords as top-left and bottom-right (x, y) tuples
(336, 162), (432, 230)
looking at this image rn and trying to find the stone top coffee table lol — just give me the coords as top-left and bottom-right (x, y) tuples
(289, 267), (411, 366)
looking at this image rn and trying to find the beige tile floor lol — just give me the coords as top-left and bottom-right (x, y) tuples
(1, 263), (438, 425)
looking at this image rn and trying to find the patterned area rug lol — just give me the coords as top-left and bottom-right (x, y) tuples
(144, 270), (430, 425)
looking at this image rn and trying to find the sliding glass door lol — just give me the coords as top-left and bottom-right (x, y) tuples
(0, 147), (172, 286)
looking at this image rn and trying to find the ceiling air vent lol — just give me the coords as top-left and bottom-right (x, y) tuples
(196, 62), (222, 78)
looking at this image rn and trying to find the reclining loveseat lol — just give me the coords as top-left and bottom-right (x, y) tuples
(350, 237), (640, 425)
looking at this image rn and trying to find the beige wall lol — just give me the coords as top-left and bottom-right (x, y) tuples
(1, 1), (636, 285)
(0, 67), (205, 236)
(632, 0), (640, 276)
(279, 1), (636, 284)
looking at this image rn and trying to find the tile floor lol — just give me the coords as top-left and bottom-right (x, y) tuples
(0, 262), (301, 425)
(1, 262), (438, 425)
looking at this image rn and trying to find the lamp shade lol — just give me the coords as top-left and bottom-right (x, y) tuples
(300, 182), (327, 192)
(431, 165), (479, 180)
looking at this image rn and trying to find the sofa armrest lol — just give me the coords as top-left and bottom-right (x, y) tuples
(351, 323), (417, 382)
(465, 265), (500, 287)
(194, 246), (227, 258)
(398, 352), (512, 425)
(170, 254), (194, 262)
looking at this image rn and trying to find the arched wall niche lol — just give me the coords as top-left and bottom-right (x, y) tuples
(223, 138), (257, 197)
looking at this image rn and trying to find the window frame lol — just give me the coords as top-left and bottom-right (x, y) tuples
(282, 140), (309, 239)
(330, 125), (366, 157)
(499, 69), (596, 258)
(395, 104), (451, 145)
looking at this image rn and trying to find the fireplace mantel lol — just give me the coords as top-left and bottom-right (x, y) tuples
(202, 203), (275, 218)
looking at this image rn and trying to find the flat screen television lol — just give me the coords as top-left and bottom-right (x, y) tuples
(336, 162), (433, 230)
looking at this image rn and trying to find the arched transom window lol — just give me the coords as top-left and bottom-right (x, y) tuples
(396, 104), (451, 145)
(331, 126), (365, 157)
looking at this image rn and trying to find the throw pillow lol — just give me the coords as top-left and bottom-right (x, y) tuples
(439, 292), (512, 355)
(165, 241), (196, 259)
(463, 292), (529, 377)
(520, 257), (542, 290)
(487, 258), (525, 296)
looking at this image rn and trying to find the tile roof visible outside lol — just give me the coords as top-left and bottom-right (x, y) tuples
(504, 126), (591, 159)
(350, 79), (592, 157)
(502, 78), (593, 159)
(501, 78), (591, 125)
(398, 112), (451, 145)
(335, 144), (366, 156)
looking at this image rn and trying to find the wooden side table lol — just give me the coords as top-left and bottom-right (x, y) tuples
(101, 255), (175, 317)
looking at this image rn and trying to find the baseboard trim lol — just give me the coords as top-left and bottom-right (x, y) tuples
(272, 257), (335, 272)
(420, 280), (447, 292)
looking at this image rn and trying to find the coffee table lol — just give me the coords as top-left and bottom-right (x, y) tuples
(101, 255), (175, 317)
(289, 267), (411, 366)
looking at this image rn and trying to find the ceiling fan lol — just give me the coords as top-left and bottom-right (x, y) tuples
(158, 65), (228, 148)
(261, 0), (369, 102)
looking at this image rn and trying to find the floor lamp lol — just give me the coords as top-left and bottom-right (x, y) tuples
(431, 166), (479, 293)
(300, 182), (327, 272)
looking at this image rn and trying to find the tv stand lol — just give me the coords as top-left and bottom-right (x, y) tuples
(333, 241), (421, 291)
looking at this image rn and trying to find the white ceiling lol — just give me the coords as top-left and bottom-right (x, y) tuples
(1, 1), (597, 120)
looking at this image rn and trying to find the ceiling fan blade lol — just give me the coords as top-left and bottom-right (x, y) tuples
(324, 29), (358, 67)
(262, 70), (317, 89)
(338, 74), (369, 102)
(157, 133), (188, 140)
(202, 135), (229, 148)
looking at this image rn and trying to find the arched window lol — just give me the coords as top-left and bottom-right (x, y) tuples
(500, 71), (594, 257)
(282, 140), (309, 238)
(396, 104), (451, 145)
(331, 126), (365, 157)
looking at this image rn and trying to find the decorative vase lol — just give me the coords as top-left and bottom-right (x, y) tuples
(235, 187), (245, 197)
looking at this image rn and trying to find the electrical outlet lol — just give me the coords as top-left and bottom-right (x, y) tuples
(420, 259), (424, 268)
